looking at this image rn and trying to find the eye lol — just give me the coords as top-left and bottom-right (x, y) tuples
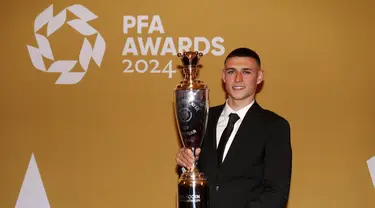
(243, 70), (251, 75)
(226, 69), (236, 74)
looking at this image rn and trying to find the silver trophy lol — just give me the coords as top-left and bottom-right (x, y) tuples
(174, 51), (209, 208)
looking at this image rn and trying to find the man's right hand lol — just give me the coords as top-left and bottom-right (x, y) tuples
(175, 148), (201, 169)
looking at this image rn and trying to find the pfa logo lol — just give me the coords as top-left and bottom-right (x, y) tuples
(27, 4), (106, 84)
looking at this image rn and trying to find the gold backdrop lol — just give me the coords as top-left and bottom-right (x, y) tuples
(1, 0), (374, 207)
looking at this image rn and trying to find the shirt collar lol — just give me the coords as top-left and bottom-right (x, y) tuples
(223, 99), (255, 120)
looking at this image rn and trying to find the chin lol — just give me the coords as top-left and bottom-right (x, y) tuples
(229, 94), (249, 101)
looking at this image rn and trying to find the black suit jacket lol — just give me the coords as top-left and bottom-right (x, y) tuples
(198, 101), (292, 208)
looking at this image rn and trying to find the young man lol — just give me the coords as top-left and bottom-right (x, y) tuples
(176, 48), (292, 208)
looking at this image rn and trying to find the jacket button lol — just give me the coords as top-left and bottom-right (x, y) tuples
(215, 185), (219, 191)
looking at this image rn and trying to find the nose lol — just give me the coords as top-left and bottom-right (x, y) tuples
(235, 71), (243, 82)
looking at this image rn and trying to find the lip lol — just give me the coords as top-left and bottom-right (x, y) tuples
(232, 86), (245, 90)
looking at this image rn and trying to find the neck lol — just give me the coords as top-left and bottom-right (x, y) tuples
(227, 96), (254, 111)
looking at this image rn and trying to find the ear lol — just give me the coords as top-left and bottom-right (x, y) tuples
(222, 68), (226, 83)
(256, 69), (264, 84)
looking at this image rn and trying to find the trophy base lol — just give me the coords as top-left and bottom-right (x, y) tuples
(178, 165), (209, 208)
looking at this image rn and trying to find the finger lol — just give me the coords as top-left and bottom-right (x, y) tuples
(183, 148), (195, 161)
(195, 148), (201, 156)
(182, 153), (194, 165)
(176, 157), (188, 168)
(177, 156), (192, 169)
(177, 152), (192, 167)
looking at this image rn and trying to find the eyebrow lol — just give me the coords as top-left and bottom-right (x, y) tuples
(225, 67), (257, 71)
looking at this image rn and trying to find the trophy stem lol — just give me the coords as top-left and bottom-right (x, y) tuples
(183, 66), (197, 82)
(189, 147), (199, 173)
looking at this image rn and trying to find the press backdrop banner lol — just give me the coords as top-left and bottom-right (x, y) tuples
(1, 0), (374, 208)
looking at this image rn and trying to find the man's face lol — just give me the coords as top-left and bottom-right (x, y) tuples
(222, 56), (264, 102)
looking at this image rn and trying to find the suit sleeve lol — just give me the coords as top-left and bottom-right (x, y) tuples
(246, 117), (292, 208)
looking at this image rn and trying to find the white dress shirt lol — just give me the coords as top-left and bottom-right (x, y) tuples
(216, 100), (255, 162)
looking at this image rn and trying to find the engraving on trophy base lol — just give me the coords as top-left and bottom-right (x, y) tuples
(178, 182), (209, 208)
